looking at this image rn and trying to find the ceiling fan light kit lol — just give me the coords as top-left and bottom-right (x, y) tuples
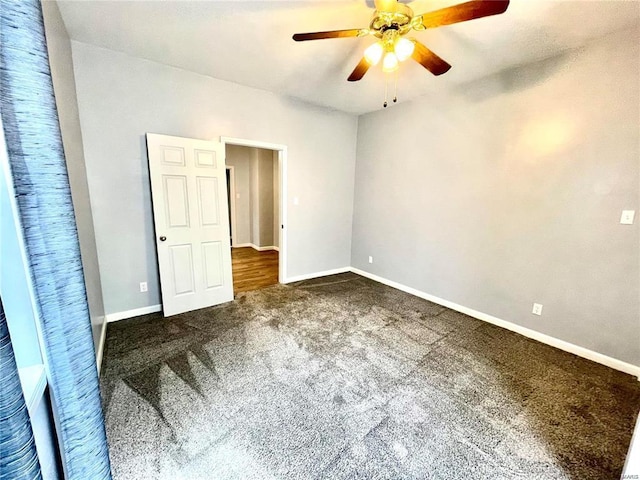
(366, 31), (415, 72)
(293, 0), (510, 107)
(382, 51), (399, 73)
(394, 37), (416, 62)
(364, 41), (384, 66)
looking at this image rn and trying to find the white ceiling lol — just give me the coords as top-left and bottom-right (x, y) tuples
(55, 0), (640, 115)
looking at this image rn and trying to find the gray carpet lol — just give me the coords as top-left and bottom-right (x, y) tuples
(100, 273), (640, 479)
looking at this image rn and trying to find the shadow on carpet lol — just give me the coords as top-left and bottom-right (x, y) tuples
(100, 273), (640, 479)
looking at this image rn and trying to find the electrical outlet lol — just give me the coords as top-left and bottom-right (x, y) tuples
(140, 282), (148, 293)
(368, 256), (373, 264)
(620, 210), (635, 225)
(532, 303), (543, 316)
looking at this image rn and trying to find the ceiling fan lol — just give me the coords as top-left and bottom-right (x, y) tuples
(292, 0), (510, 83)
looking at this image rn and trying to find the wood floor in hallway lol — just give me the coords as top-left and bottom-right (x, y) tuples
(232, 247), (279, 294)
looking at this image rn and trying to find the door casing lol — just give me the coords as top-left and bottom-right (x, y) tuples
(220, 137), (287, 283)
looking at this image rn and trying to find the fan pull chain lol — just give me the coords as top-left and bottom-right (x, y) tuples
(383, 74), (388, 108)
(393, 70), (398, 103)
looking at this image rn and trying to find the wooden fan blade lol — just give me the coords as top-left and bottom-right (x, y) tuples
(411, 41), (452, 76)
(418, 0), (510, 29)
(348, 57), (371, 82)
(293, 29), (366, 41)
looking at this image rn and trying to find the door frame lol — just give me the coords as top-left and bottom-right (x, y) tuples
(220, 136), (287, 283)
(225, 165), (237, 247)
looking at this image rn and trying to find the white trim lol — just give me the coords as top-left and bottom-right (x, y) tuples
(105, 304), (162, 323)
(221, 136), (288, 284)
(284, 267), (351, 284)
(225, 165), (238, 248)
(220, 137), (286, 152)
(18, 365), (47, 414)
(96, 317), (107, 374)
(350, 268), (640, 378)
(623, 415), (640, 476)
(253, 245), (278, 252)
(277, 147), (287, 284)
(233, 243), (278, 252)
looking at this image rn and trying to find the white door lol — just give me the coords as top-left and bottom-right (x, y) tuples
(146, 133), (233, 316)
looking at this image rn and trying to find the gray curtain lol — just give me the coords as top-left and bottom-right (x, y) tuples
(0, 297), (42, 480)
(0, 0), (111, 478)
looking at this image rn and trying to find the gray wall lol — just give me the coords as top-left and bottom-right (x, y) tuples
(250, 148), (260, 246)
(226, 145), (276, 248)
(71, 41), (357, 315)
(273, 150), (280, 249)
(257, 148), (274, 248)
(352, 26), (640, 366)
(225, 145), (251, 246)
(42, 1), (105, 349)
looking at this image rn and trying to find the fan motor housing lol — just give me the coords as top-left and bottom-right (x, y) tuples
(370, 3), (414, 37)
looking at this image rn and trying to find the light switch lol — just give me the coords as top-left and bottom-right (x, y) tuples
(293, 197), (299, 206)
(620, 210), (635, 225)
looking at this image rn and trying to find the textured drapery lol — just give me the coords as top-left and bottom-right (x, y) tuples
(0, 297), (42, 480)
(0, 0), (111, 478)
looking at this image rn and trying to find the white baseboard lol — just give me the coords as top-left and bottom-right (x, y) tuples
(233, 243), (278, 252)
(623, 415), (640, 477)
(284, 267), (351, 284)
(254, 245), (278, 252)
(98, 268), (640, 378)
(105, 304), (162, 323)
(96, 317), (108, 374)
(350, 268), (640, 379)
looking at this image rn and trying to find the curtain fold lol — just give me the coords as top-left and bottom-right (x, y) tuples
(0, 1), (111, 478)
(0, 297), (42, 480)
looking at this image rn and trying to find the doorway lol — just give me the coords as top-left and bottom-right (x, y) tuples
(225, 166), (236, 246)
(222, 137), (287, 294)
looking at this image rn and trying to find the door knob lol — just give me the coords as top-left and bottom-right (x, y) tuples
(159, 236), (167, 242)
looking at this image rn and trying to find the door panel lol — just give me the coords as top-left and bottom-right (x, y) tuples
(163, 176), (189, 227)
(194, 149), (217, 168)
(147, 133), (233, 316)
(196, 177), (220, 226)
(169, 244), (195, 295)
(161, 146), (186, 166)
(202, 241), (224, 289)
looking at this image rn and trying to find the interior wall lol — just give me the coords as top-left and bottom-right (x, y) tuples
(226, 145), (276, 249)
(41, 1), (105, 348)
(257, 148), (274, 248)
(352, 26), (640, 367)
(273, 150), (280, 249)
(70, 41), (357, 315)
(250, 148), (260, 246)
(225, 145), (251, 245)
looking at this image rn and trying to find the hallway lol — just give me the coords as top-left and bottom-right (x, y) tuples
(231, 247), (279, 294)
